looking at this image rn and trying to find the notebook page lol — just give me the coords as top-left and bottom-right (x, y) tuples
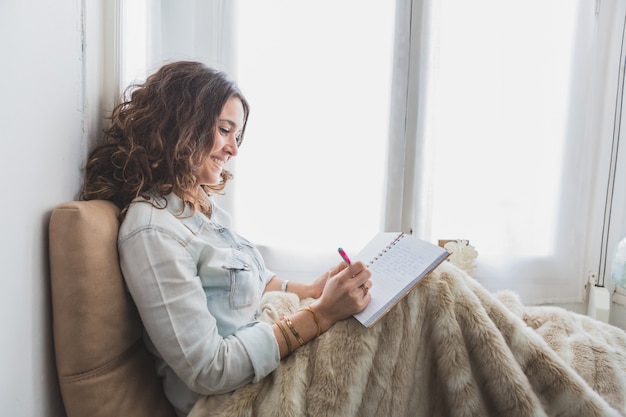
(353, 232), (448, 326)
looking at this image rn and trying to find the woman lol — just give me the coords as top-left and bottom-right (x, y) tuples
(82, 61), (373, 416)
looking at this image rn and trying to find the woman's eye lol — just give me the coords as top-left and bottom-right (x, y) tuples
(236, 136), (242, 146)
(219, 127), (230, 135)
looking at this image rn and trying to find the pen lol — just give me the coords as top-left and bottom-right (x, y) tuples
(338, 247), (369, 296)
(338, 247), (352, 265)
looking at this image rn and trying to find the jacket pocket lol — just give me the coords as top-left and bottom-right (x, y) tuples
(222, 256), (261, 310)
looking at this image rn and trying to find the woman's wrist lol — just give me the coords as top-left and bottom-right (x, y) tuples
(308, 301), (335, 333)
(284, 281), (319, 300)
(274, 303), (332, 357)
(303, 282), (322, 299)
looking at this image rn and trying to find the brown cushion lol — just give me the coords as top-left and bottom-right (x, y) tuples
(49, 200), (176, 417)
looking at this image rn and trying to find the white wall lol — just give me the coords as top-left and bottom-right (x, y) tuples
(0, 1), (108, 415)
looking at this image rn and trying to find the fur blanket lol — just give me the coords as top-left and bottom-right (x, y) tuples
(189, 262), (626, 417)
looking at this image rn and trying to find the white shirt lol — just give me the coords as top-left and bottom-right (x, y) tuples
(118, 191), (280, 416)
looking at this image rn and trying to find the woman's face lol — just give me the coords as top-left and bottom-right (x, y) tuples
(196, 96), (245, 186)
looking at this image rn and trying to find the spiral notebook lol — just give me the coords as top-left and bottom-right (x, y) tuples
(353, 232), (450, 328)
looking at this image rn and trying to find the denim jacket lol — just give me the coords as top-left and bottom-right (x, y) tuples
(118, 191), (280, 416)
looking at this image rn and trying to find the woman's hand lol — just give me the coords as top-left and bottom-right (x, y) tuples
(270, 261), (372, 358)
(266, 262), (350, 300)
(306, 262), (347, 299)
(309, 261), (373, 332)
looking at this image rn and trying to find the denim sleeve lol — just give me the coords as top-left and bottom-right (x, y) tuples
(119, 227), (280, 395)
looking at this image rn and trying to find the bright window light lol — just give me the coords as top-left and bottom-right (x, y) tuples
(232, 1), (395, 259)
(121, 0), (148, 90)
(424, 0), (580, 264)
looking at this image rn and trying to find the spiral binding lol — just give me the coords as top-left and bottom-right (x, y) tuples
(369, 233), (406, 265)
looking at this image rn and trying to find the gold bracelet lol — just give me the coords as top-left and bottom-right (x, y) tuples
(300, 306), (321, 337)
(276, 320), (293, 354)
(283, 316), (305, 346)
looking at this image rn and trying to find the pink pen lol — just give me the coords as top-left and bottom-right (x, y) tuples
(337, 247), (352, 265)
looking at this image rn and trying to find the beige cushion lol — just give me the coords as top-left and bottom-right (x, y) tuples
(49, 200), (176, 417)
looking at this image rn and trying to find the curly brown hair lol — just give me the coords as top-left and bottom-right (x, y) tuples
(81, 61), (249, 217)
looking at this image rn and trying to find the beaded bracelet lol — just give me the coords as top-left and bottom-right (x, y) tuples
(276, 320), (293, 354)
(300, 306), (322, 337)
(283, 316), (305, 346)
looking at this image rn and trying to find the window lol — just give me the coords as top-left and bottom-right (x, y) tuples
(120, 0), (148, 91)
(411, 0), (615, 303)
(231, 1), (396, 275)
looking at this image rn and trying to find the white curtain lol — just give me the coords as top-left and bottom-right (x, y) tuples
(230, 1), (395, 277)
(121, 0), (237, 100)
(394, 0), (626, 304)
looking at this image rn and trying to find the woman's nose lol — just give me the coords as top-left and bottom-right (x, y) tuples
(226, 133), (239, 156)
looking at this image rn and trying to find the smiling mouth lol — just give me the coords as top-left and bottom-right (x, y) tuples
(210, 156), (226, 168)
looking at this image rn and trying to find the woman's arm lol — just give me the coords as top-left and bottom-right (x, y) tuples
(265, 276), (324, 299)
(264, 261), (348, 299)
(266, 262), (373, 358)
